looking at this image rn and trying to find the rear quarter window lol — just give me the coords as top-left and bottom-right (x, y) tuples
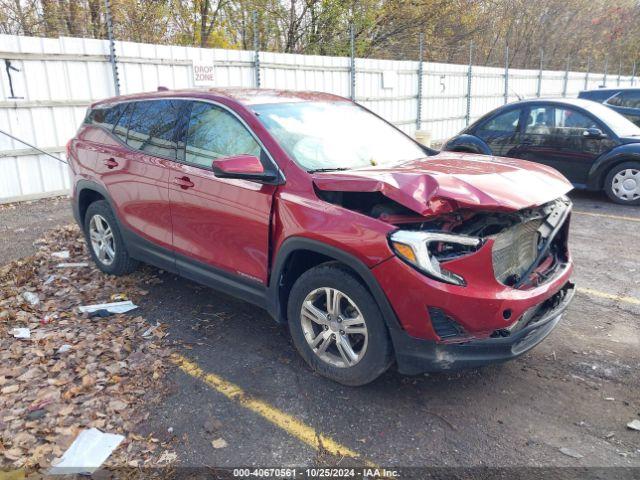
(85, 103), (127, 130)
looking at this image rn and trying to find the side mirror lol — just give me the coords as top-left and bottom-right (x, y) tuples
(583, 128), (607, 139)
(211, 154), (276, 182)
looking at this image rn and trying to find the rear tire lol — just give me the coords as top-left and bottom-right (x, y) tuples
(287, 263), (392, 386)
(84, 200), (139, 275)
(604, 161), (640, 205)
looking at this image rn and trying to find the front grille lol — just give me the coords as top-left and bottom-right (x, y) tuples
(491, 219), (543, 284)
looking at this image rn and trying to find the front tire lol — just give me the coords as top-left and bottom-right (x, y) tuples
(287, 263), (392, 386)
(604, 162), (640, 205)
(84, 200), (139, 275)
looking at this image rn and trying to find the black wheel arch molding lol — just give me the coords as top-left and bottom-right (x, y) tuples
(586, 146), (640, 190)
(442, 134), (491, 155)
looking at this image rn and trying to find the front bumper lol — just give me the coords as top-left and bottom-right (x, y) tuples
(390, 281), (575, 374)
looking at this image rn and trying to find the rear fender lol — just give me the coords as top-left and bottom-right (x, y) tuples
(587, 146), (640, 190)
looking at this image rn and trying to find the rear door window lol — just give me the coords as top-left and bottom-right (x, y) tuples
(113, 103), (133, 142)
(125, 100), (184, 159)
(184, 101), (262, 168)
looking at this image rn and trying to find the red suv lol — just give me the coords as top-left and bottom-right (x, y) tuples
(68, 88), (575, 385)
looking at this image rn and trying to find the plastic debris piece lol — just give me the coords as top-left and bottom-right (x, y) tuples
(51, 250), (70, 259)
(211, 438), (228, 449)
(627, 419), (640, 431)
(56, 262), (89, 268)
(48, 428), (124, 475)
(41, 313), (58, 325)
(57, 344), (72, 354)
(43, 274), (56, 285)
(10, 328), (31, 339)
(89, 309), (114, 318)
(559, 447), (584, 459)
(110, 293), (128, 301)
(78, 301), (138, 315)
(22, 291), (40, 306)
(142, 322), (160, 338)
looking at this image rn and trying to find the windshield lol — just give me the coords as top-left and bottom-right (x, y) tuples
(587, 101), (640, 137)
(252, 101), (427, 171)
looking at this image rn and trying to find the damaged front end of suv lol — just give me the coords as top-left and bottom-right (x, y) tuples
(311, 154), (576, 374)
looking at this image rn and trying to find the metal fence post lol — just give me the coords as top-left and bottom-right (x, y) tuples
(104, 0), (120, 95)
(503, 44), (509, 104)
(562, 56), (569, 97)
(465, 42), (473, 126)
(253, 11), (260, 88)
(416, 33), (424, 130)
(632, 61), (637, 86)
(536, 49), (543, 97)
(603, 57), (608, 87)
(617, 59), (622, 86)
(584, 56), (591, 90)
(349, 24), (356, 101)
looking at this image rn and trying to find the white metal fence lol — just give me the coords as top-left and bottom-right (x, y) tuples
(0, 34), (635, 203)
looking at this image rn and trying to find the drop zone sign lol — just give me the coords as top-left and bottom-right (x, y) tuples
(193, 61), (215, 86)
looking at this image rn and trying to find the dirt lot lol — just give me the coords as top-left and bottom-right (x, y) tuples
(1, 191), (639, 472)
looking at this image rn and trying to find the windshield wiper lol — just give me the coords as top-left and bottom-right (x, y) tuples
(307, 167), (351, 173)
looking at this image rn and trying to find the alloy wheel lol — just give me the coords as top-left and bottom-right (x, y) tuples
(612, 168), (640, 201)
(89, 214), (116, 266)
(300, 287), (368, 368)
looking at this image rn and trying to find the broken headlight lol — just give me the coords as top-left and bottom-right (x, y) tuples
(389, 230), (482, 286)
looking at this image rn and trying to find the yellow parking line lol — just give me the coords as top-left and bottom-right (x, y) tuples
(573, 210), (640, 223)
(578, 287), (640, 306)
(171, 354), (361, 460)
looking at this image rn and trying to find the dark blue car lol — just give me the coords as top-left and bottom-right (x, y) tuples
(579, 88), (640, 127)
(442, 98), (640, 205)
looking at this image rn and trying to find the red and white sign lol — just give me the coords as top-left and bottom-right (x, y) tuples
(193, 61), (215, 86)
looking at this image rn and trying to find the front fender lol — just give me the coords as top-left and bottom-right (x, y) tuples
(268, 237), (401, 332)
(587, 146), (640, 190)
(442, 134), (492, 155)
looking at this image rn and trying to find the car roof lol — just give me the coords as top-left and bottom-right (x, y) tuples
(504, 97), (608, 109)
(92, 87), (348, 108)
(580, 87), (640, 93)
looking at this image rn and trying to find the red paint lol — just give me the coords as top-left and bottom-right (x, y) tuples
(313, 152), (573, 215)
(70, 88), (575, 345)
(213, 154), (264, 175)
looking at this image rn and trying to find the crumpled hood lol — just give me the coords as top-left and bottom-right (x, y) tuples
(312, 151), (573, 216)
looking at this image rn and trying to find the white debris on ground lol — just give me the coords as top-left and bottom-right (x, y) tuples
(0, 225), (172, 471)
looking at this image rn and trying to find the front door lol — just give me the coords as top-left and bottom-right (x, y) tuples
(515, 105), (614, 185)
(168, 100), (277, 286)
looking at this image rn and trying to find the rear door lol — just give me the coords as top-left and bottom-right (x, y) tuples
(473, 107), (523, 156)
(168, 100), (277, 286)
(516, 104), (614, 184)
(95, 99), (186, 270)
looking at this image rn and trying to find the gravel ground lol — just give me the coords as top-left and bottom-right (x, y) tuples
(1, 189), (639, 473)
(0, 196), (73, 265)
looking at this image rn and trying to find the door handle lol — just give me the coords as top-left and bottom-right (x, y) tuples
(173, 176), (194, 189)
(103, 158), (118, 169)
